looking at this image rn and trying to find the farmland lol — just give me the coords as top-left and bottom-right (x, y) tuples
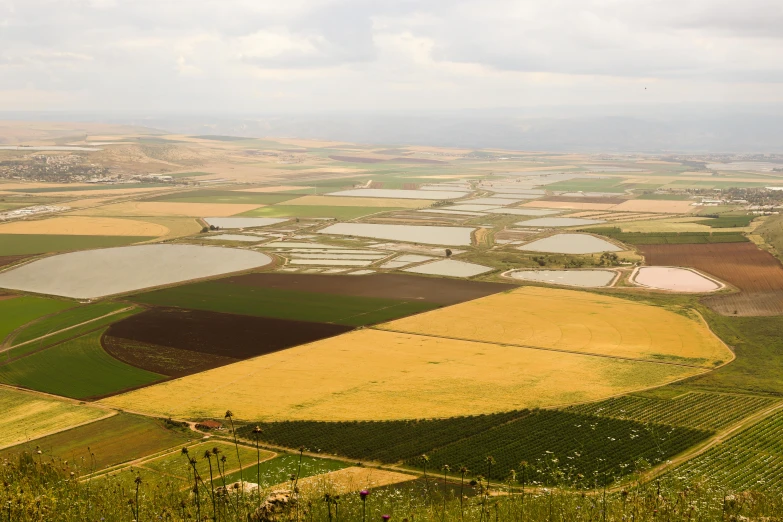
(588, 227), (748, 245)
(639, 242), (783, 315)
(0, 329), (166, 399)
(0, 234), (154, 255)
(1, 413), (197, 473)
(130, 279), (440, 326)
(0, 296), (75, 343)
(0, 387), (108, 449)
(0, 216), (169, 236)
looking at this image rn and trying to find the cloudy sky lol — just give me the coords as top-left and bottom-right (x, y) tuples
(1, 0), (782, 112)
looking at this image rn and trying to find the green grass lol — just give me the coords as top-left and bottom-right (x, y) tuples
(542, 178), (628, 193)
(758, 213), (783, 262)
(670, 408), (783, 491)
(0, 296), (75, 344)
(567, 392), (777, 431)
(141, 441), (261, 481)
(239, 205), (401, 220)
(636, 193), (692, 200)
(0, 235), (154, 255)
(148, 190), (298, 205)
(224, 454), (350, 487)
(696, 215), (756, 228)
(0, 329), (165, 399)
(130, 281), (439, 326)
(7, 184), (165, 193)
(10, 302), (130, 347)
(587, 227), (748, 245)
(1, 308), (141, 363)
(1, 413), (197, 474)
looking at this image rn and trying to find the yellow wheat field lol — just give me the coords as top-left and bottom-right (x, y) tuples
(291, 467), (416, 495)
(379, 287), (731, 367)
(0, 387), (110, 449)
(103, 327), (702, 422)
(73, 201), (261, 218)
(0, 216), (169, 237)
(284, 195), (432, 209)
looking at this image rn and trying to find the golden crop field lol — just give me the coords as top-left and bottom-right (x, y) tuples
(0, 387), (110, 449)
(0, 216), (169, 236)
(284, 195), (433, 208)
(102, 328), (702, 422)
(293, 467), (416, 495)
(379, 287), (731, 367)
(75, 201), (261, 217)
(611, 199), (695, 214)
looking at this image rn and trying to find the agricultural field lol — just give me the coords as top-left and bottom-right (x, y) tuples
(223, 454), (351, 489)
(0, 295), (75, 343)
(588, 227), (748, 245)
(0, 328), (166, 399)
(0, 413), (197, 473)
(639, 242), (783, 315)
(130, 279), (441, 326)
(0, 387), (109, 449)
(670, 407), (783, 491)
(379, 286), (731, 367)
(0, 216), (169, 236)
(147, 189), (300, 205)
(0, 234), (154, 255)
(240, 204), (401, 220)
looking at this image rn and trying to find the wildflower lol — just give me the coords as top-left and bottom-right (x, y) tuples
(382, 516), (391, 521)
(360, 489), (370, 499)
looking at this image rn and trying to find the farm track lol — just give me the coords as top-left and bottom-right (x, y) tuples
(371, 327), (715, 370)
(0, 305), (136, 353)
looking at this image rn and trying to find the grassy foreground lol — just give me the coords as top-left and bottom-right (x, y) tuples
(3, 450), (782, 521)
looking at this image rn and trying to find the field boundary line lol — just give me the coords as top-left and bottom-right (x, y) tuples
(1, 305), (136, 353)
(371, 327), (715, 370)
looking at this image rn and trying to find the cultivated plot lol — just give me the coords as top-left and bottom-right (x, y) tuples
(379, 286), (731, 367)
(327, 189), (467, 200)
(203, 217), (288, 229)
(317, 223), (475, 246)
(0, 244), (273, 299)
(516, 217), (606, 227)
(102, 328), (700, 421)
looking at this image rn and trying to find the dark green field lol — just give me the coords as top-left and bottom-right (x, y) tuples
(587, 227), (748, 245)
(130, 281), (439, 326)
(9, 301), (131, 347)
(224, 454), (350, 487)
(0, 328), (165, 399)
(696, 215), (756, 228)
(0, 234), (154, 255)
(0, 296), (76, 343)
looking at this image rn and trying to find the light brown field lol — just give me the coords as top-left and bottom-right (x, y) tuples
(291, 467), (416, 495)
(102, 287), (717, 422)
(237, 186), (311, 193)
(522, 200), (616, 211)
(636, 160), (682, 165)
(611, 200), (696, 214)
(284, 195), (432, 208)
(73, 201), (261, 217)
(379, 287), (731, 368)
(269, 138), (353, 148)
(130, 217), (202, 241)
(0, 216), (169, 236)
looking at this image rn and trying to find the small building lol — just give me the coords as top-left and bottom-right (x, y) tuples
(196, 420), (223, 431)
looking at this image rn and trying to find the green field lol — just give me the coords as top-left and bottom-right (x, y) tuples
(567, 392), (777, 431)
(670, 408), (783, 491)
(0, 328), (165, 399)
(9, 301), (131, 347)
(0, 234), (154, 255)
(239, 205), (402, 219)
(148, 190), (299, 205)
(1, 413), (197, 474)
(587, 227), (748, 245)
(2, 306), (140, 363)
(224, 454), (350, 487)
(141, 441), (263, 481)
(696, 215), (756, 228)
(130, 281), (439, 326)
(0, 296), (75, 343)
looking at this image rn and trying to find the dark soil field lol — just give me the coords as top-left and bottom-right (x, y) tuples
(104, 308), (352, 376)
(222, 273), (511, 305)
(542, 196), (628, 204)
(639, 243), (783, 316)
(0, 255), (30, 269)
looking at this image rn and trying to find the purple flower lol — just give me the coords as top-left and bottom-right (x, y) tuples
(382, 516), (391, 521)
(360, 489), (370, 499)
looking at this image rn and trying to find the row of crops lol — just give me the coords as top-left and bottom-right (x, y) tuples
(567, 392), (776, 431)
(586, 228), (748, 244)
(670, 408), (783, 491)
(240, 410), (711, 486)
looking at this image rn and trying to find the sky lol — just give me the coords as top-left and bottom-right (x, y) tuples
(1, 0), (782, 113)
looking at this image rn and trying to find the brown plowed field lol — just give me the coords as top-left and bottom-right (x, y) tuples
(0, 255), (31, 269)
(103, 308), (353, 376)
(221, 273), (511, 305)
(639, 243), (783, 316)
